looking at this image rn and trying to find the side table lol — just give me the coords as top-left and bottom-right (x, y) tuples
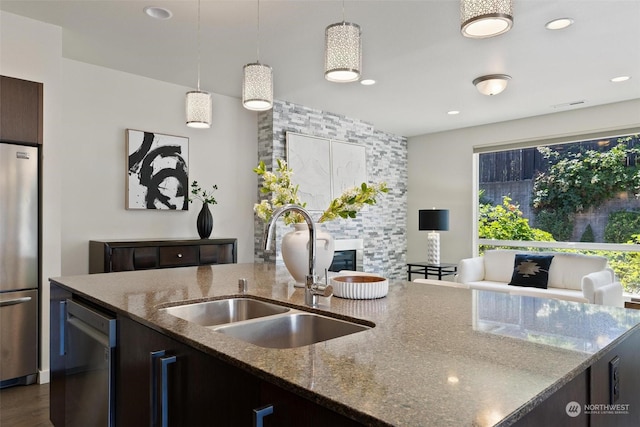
(407, 262), (457, 281)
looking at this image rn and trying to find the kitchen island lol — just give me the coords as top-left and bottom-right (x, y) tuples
(50, 263), (640, 426)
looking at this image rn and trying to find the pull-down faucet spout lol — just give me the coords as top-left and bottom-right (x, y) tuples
(264, 204), (332, 307)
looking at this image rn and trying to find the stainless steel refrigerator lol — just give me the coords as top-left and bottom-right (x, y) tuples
(0, 141), (39, 387)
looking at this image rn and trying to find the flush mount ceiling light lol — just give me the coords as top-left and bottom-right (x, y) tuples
(324, 0), (362, 83)
(144, 6), (172, 20)
(473, 74), (511, 96)
(360, 79), (376, 86)
(242, 0), (273, 111)
(460, 0), (513, 38)
(186, 0), (212, 128)
(545, 17), (574, 30)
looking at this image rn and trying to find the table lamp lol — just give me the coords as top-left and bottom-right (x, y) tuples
(418, 209), (449, 265)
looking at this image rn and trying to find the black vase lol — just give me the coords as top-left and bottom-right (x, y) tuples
(196, 203), (213, 239)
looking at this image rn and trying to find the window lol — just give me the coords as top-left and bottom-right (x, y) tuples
(475, 131), (640, 295)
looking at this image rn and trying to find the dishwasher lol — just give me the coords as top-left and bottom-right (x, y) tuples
(63, 299), (117, 427)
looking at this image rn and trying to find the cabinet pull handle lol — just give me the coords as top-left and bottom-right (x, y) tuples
(150, 350), (166, 427)
(160, 355), (177, 427)
(177, 253), (182, 258)
(253, 405), (274, 427)
(59, 301), (67, 356)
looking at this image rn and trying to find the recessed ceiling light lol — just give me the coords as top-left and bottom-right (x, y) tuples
(610, 76), (631, 83)
(360, 79), (376, 86)
(544, 18), (573, 30)
(144, 6), (173, 20)
(545, 18), (574, 30)
(447, 110), (460, 115)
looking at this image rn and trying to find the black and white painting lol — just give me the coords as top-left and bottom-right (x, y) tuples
(126, 129), (189, 210)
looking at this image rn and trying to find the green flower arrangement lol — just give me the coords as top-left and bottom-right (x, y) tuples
(189, 180), (218, 205)
(253, 159), (388, 225)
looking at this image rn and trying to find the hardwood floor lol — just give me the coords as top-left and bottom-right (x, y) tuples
(0, 383), (52, 427)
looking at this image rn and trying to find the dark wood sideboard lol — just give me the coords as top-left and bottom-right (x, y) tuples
(89, 238), (237, 273)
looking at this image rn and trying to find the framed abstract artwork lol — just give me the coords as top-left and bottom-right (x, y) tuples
(331, 140), (367, 197)
(286, 132), (332, 211)
(286, 132), (367, 211)
(126, 129), (189, 210)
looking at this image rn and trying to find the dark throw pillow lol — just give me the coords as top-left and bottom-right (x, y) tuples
(509, 254), (554, 289)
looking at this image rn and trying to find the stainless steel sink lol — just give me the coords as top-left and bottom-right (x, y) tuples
(160, 297), (290, 327)
(214, 312), (371, 349)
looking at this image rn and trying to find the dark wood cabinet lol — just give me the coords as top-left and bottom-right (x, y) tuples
(116, 316), (363, 427)
(259, 381), (362, 427)
(0, 75), (43, 144)
(117, 316), (261, 426)
(89, 238), (237, 273)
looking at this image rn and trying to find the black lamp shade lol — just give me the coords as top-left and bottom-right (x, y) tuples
(419, 209), (449, 231)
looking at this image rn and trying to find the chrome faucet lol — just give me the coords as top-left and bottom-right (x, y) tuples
(264, 204), (333, 307)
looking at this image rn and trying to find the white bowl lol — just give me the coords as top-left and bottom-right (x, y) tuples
(330, 275), (389, 299)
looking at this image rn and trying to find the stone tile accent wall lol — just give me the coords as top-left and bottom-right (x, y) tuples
(255, 100), (408, 280)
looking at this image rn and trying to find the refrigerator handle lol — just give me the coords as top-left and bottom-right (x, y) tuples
(0, 296), (32, 307)
(59, 300), (67, 356)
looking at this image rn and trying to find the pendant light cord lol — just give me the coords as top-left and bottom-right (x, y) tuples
(196, 0), (202, 91)
(256, 0), (261, 62)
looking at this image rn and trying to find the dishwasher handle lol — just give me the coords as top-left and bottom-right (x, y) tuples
(66, 299), (116, 348)
(66, 316), (111, 348)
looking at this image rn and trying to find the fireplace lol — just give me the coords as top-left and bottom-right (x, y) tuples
(329, 239), (364, 272)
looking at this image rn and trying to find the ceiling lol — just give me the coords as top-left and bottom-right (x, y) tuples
(1, 0), (639, 137)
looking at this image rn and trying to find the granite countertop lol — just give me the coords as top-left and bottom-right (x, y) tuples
(50, 263), (640, 426)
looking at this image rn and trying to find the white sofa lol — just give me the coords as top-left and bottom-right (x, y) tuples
(455, 250), (623, 307)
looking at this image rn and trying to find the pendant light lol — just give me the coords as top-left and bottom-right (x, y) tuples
(186, 0), (212, 128)
(242, 0), (273, 111)
(460, 0), (513, 39)
(324, 0), (362, 83)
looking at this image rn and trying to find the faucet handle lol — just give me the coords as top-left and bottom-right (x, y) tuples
(312, 281), (333, 297)
(318, 284), (333, 297)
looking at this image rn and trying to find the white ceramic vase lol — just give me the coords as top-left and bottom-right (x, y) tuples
(281, 223), (335, 286)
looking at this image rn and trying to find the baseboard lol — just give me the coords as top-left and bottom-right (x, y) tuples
(38, 369), (50, 384)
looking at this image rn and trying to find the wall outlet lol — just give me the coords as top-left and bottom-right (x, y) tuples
(609, 356), (620, 403)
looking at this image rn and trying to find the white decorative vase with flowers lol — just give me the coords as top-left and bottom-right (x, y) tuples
(253, 158), (388, 284)
(281, 223), (335, 286)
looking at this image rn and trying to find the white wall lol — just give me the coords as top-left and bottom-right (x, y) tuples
(61, 59), (257, 275)
(407, 99), (640, 265)
(1, 11), (63, 384)
(1, 10), (258, 384)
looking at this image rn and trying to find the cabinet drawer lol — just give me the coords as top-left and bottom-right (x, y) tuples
(110, 247), (135, 272)
(134, 247), (158, 270)
(200, 244), (234, 264)
(159, 246), (198, 267)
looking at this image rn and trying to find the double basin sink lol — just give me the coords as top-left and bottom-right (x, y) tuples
(160, 297), (372, 349)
